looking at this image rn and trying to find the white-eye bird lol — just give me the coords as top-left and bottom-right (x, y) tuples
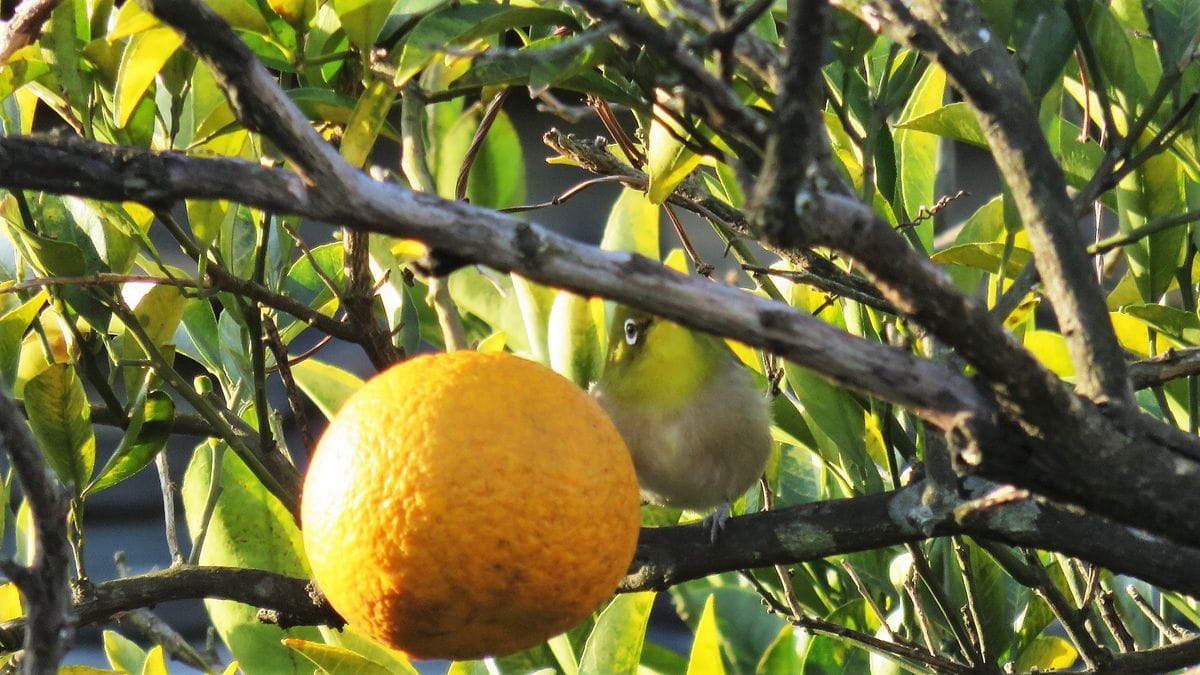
(589, 306), (773, 517)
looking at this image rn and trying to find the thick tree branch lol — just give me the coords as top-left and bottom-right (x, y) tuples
(0, 566), (342, 649)
(0, 389), (74, 669)
(869, 0), (1133, 406)
(0, 133), (982, 428)
(0, 0), (60, 64)
(3, 480), (1199, 653)
(624, 480), (1200, 598)
(1130, 348), (1200, 389)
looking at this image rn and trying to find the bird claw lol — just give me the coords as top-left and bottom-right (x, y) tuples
(703, 502), (732, 544)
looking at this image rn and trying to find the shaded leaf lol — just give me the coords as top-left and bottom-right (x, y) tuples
(25, 363), (95, 491)
(181, 442), (320, 672)
(86, 390), (174, 495)
(578, 592), (655, 674)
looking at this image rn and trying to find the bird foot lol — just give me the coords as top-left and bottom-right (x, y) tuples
(702, 502), (732, 544)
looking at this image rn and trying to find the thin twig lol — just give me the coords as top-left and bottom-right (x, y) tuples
(455, 89), (510, 202)
(155, 453), (183, 565)
(1126, 584), (1184, 643)
(263, 316), (315, 455)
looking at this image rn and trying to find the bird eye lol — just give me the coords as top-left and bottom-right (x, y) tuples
(623, 318), (640, 345)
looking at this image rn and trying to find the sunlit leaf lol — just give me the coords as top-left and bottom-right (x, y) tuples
(291, 358), (366, 419)
(686, 594), (725, 675)
(548, 291), (604, 387)
(600, 189), (660, 258)
(1014, 635), (1077, 671)
(282, 638), (396, 674)
(894, 101), (986, 147)
(894, 63), (945, 248)
(114, 27), (183, 128)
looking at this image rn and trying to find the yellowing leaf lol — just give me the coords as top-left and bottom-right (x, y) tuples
(1015, 636), (1077, 671)
(477, 330), (508, 353)
(282, 638), (396, 675)
(0, 583), (22, 621)
(114, 28), (184, 128)
(1023, 330), (1074, 378)
(141, 645), (168, 675)
(686, 594), (725, 675)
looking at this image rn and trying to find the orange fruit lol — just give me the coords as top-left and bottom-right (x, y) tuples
(301, 350), (641, 660)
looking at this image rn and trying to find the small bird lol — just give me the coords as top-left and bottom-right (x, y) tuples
(590, 306), (773, 525)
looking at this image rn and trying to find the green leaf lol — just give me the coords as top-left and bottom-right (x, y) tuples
(1121, 303), (1200, 345)
(783, 361), (881, 495)
(756, 624), (799, 673)
(207, 0), (274, 32)
(578, 592), (655, 675)
(114, 27), (184, 128)
(290, 358), (365, 420)
(86, 390), (174, 495)
(447, 266), (530, 352)
(547, 291), (603, 387)
(894, 63), (945, 248)
(600, 189), (660, 258)
(450, 33), (613, 95)
(123, 283), (186, 348)
(966, 541), (1022, 661)
(1117, 146), (1187, 301)
(647, 97), (704, 204)
(103, 630), (147, 673)
(393, 3), (576, 82)
(0, 291), (47, 390)
(25, 363), (95, 491)
(340, 77), (398, 168)
(1088, 4), (1159, 115)
(181, 441), (320, 673)
(433, 108), (526, 208)
(1014, 636), (1077, 671)
(686, 594), (725, 675)
(318, 626), (420, 674)
(333, 0), (395, 51)
(48, 0), (90, 129)
(177, 296), (222, 375)
(4, 222), (87, 278)
(931, 242), (1033, 278)
(1012, 0), (1076, 100)
(1148, 0), (1200, 72)
(64, 198), (144, 275)
(893, 101), (986, 147)
(282, 638), (396, 674)
(511, 274), (554, 364)
(391, 4), (577, 86)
